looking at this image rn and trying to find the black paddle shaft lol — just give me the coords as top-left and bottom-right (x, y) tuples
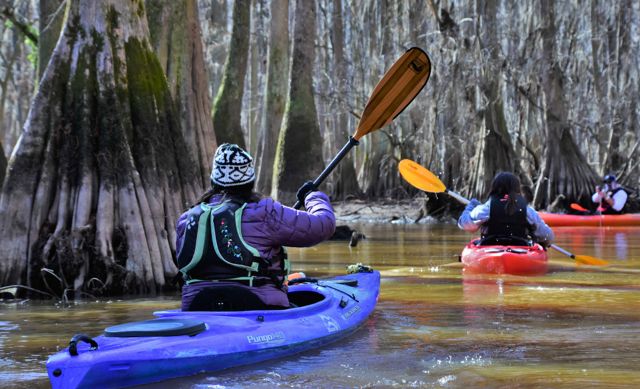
(293, 136), (359, 209)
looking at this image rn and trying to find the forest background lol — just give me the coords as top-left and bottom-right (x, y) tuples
(0, 0), (638, 296)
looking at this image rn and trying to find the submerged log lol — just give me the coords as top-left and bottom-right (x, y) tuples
(330, 225), (366, 247)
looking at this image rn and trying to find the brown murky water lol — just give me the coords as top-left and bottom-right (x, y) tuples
(2, 223), (640, 388)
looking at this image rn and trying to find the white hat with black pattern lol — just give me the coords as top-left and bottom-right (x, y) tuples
(210, 143), (255, 187)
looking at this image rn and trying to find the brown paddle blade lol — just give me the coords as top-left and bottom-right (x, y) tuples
(354, 47), (431, 140)
(293, 49), (431, 209)
(398, 159), (446, 193)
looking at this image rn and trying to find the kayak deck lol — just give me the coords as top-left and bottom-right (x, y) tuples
(461, 240), (548, 276)
(46, 270), (380, 389)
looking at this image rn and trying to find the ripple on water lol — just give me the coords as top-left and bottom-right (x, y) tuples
(4, 224), (640, 388)
(0, 321), (20, 331)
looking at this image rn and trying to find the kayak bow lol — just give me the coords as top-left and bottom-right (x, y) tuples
(539, 212), (640, 227)
(47, 269), (380, 389)
(460, 239), (549, 276)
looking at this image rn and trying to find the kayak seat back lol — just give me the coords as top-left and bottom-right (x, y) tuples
(186, 285), (278, 311)
(104, 318), (206, 337)
(475, 235), (532, 247)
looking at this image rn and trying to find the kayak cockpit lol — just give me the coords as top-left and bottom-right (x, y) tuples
(288, 290), (325, 307)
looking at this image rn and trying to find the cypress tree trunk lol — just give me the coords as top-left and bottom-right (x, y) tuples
(358, 0), (394, 198)
(0, 0), (199, 296)
(0, 53), (12, 154)
(467, 0), (521, 199)
(38, 0), (65, 81)
(255, 0), (289, 195)
(0, 2), (37, 158)
(211, 0), (250, 148)
(533, 0), (598, 209)
(331, 0), (361, 200)
(272, 0), (324, 204)
(0, 139), (5, 184)
(247, 0), (267, 155)
(146, 0), (216, 190)
(600, 0), (632, 175)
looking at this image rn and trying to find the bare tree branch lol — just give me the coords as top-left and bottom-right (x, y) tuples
(0, 5), (38, 45)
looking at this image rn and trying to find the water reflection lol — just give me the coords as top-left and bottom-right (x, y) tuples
(557, 226), (636, 262)
(1, 223), (640, 388)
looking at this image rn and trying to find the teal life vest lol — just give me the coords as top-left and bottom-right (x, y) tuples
(176, 200), (289, 286)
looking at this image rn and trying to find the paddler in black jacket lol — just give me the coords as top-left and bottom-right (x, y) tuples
(457, 172), (554, 247)
(592, 174), (629, 214)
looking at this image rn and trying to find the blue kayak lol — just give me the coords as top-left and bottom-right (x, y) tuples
(46, 267), (380, 388)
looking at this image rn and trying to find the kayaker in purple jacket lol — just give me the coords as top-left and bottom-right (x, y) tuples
(176, 143), (336, 311)
(457, 172), (554, 247)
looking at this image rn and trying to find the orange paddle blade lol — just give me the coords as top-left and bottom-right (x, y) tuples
(575, 255), (610, 266)
(398, 159), (446, 193)
(551, 244), (610, 267)
(354, 47), (431, 140)
(570, 203), (588, 212)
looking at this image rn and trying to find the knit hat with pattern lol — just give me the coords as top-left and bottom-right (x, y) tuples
(210, 143), (255, 187)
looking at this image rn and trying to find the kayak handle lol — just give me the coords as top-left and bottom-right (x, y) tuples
(69, 333), (99, 356)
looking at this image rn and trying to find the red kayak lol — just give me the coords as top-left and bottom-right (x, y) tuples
(539, 212), (640, 227)
(460, 240), (549, 276)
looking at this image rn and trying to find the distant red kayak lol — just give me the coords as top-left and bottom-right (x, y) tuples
(460, 240), (549, 276)
(539, 212), (640, 227)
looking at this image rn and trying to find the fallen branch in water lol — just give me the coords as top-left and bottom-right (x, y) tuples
(0, 284), (57, 299)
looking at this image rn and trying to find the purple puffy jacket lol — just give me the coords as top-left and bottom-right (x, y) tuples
(176, 191), (336, 309)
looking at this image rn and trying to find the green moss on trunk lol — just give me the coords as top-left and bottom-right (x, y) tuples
(0, 0), (200, 296)
(211, 0), (250, 148)
(272, 0), (323, 203)
(124, 37), (196, 188)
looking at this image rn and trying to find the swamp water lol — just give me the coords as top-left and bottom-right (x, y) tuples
(1, 223), (639, 388)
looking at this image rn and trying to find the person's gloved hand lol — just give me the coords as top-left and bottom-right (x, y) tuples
(465, 198), (481, 212)
(296, 181), (316, 205)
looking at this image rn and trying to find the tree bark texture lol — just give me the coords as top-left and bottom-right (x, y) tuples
(599, 0), (633, 177)
(146, 0), (217, 190)
(330, 0), (361, 200)
(211, 0), (250, 148)
(197, 0), (229, 108)
(247, 0), (268, 155)
(255, 0), (289, 195)
(467, 0), (521, 199)
(38, 0), (65, 81)
(0, 139), (5, 183)
(0, 0), (37, 157)
(533, 0), (599, 209)
(3, 0), (640, 225)
(358, 0), (395, 198)
(272, 0), (324, 204)
(0, 0), (200, 295)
